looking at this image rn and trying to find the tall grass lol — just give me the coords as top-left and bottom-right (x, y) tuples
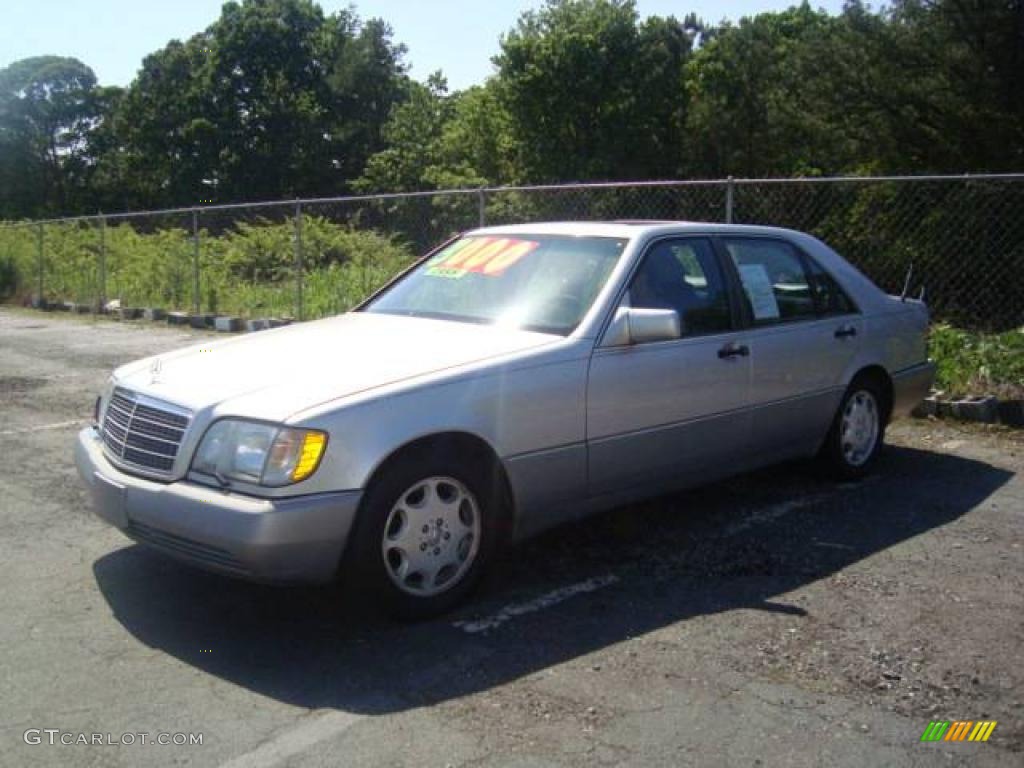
(0, 216), (416, 318)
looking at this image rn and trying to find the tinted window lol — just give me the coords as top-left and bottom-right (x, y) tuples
(724, 238), (816, 324)
(805, 256), (857, 316)
(628, 238), (732, 336)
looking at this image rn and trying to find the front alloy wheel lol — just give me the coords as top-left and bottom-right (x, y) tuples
(345, 445), (501, 619)
(381, 476), (481, 597)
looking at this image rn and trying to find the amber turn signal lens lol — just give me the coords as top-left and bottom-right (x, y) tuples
(291, 431), (327, 482)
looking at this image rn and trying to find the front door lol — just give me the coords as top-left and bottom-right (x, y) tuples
(586, 237), (752, 498)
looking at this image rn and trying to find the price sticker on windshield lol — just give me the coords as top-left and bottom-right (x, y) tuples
(426, 237), (539, 278)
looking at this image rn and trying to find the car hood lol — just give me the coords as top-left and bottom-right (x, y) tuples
(114, 312), (558, 421)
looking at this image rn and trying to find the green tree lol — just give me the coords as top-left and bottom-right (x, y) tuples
(355, 73), (456, 192)
(98, 0), (408, 208)
(684, 5), (852, 177)
(0, 56), (101, 217)
(357, 74), (520, 192)
(494, 0), (698, 182)
(94, 37), (214, 209)
(430, 82), (520, 188)
(855, 0), (1024, 172)
(325, 15), (410, 182)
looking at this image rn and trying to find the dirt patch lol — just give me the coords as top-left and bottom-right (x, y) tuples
(0, 376), (47, 395)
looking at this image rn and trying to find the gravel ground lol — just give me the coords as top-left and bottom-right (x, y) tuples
(0, 307), (1021, 768)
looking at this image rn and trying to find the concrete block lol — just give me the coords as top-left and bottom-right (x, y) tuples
(949, 395), (999, 423)
(911, 394), (939, 418)
(214, 316), (243, 332)
(997, 399), (1024, 427)
(245, 318), (269, 332)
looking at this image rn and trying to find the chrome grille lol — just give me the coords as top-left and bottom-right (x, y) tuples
(101, 388), (191, 476)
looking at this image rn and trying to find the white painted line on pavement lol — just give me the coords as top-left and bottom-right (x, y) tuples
(813, 540), (856, 550)
(722, 477), (879, 537)
(722, 496), (823, 536)
(217, 709), (365, 768)
(0, 419), (88, 436)
(453, 573), (620, 634)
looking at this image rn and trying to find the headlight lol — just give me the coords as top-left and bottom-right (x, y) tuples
(192, 419), (328, 486)
(96, 377), (116, 426)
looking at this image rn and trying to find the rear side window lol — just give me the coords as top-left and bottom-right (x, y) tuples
(724, 238), (816, 324)
(628, 238), (732, 336)
(805, 256), (857, 316)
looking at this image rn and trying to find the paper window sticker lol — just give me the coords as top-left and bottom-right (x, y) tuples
(737, 263), (781, 320)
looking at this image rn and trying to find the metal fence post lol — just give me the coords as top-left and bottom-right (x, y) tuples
(725, 176), (735, 223)
(36, 222), (44, 305)
(97, 214), (107, 312)
(294, 201), (304, 321)
(191, 209), (201, 314)
(477, 188), (487, 227)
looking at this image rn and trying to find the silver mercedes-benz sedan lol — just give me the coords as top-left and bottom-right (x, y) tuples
(75, 222), (934, 617)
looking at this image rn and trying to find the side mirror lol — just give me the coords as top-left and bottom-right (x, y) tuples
(604, 307), (682, 346)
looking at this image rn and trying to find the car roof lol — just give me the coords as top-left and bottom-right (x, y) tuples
(466, 220), (803, 240)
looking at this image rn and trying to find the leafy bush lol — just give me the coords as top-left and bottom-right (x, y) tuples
(199, 217), (415, 317)
(930, 323), (1024, 399)
(0, 216), (416, 318)
(0, 224), (40, 300)
(0, 256), (17, 298)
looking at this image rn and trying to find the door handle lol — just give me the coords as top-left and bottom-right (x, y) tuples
(834, 325), (857, 339)
(717, 342), (749, 359)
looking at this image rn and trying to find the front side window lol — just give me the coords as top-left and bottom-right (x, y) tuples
(626, 238), (732, 336)
(724, 238), (816, 324)
(365, 234), (626, 335)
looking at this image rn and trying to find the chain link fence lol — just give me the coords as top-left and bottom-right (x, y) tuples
(1, 174), (1022, 330)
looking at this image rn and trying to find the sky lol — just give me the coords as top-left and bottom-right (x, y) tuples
(1, 0), (845, 90)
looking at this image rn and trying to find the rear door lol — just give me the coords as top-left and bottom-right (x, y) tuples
(586, 236), (752, 497)
(720, 236), (863, 459)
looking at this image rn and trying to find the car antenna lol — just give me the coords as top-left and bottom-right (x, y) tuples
(900, 263), (914, 302)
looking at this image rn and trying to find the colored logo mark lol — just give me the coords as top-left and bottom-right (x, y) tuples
(920, 720), (997, 742)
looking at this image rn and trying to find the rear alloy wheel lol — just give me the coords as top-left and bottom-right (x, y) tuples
(820, 377), (886, 480)
(840, 390), (880, 468)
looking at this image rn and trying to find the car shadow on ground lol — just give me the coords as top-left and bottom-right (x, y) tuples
(93, 444), (1012, 715)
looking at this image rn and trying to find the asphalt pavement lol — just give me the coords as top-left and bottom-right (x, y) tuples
(1, 307), (1021, 767)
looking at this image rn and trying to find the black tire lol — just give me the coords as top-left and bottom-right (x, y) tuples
(819, 375), (887, 481)
(343, 443), (503, 620)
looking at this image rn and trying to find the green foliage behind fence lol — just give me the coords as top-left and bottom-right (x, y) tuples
(0, 215), (415, 319)
(929, 324), (1024, 399)
(1, 177), (1022, 331)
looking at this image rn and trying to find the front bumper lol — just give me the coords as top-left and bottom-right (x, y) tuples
(891, 361), (937, 419)
(75, 427), (361, 583)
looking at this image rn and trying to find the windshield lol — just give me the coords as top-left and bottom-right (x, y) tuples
(364, 234), (627, 335)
